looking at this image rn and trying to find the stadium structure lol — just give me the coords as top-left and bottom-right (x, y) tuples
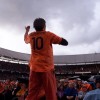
(0, 47), (100, 80)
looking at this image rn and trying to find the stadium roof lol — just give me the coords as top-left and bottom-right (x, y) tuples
(0, 47), (100, 65)
(0, 47), (29, 61)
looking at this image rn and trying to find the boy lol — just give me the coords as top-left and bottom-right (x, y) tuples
(24, 18), (68, 100)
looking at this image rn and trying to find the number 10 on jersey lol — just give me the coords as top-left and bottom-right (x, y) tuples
(32, 37), (43, 50)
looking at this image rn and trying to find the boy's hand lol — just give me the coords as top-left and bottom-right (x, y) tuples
(25, 26), (30, 32)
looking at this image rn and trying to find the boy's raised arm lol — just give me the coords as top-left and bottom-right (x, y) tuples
(24, 26), (30, 44)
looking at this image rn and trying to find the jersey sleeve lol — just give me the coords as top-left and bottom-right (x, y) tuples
(50, 32), (62, 44)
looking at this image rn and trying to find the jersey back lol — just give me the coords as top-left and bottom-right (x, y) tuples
(28, 31), (62, 72)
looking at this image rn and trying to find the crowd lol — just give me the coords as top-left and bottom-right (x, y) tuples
(0, 75), (100, 100)
(56, 77), (96, 100)
(55, 64), (100, 74)
(0, 61), (29, 80)
(0, 61), (100, 100)
(0, 61), (29, 73)
(1, 61), (100, 75)
(0, 78), (28, 100)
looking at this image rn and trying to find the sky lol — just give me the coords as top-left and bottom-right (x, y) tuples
(0, 0), (100, 55)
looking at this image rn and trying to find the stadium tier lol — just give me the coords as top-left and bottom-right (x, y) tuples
(0, 47), (100, 80)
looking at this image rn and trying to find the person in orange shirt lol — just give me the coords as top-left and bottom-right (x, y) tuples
(24, 18), (68, 100)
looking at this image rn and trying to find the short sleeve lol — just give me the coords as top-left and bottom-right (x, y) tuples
(50, 32), (62, 44)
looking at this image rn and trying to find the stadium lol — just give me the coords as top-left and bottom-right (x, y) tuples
(0, 47), (100, 80)
(0, 47), (100, 100)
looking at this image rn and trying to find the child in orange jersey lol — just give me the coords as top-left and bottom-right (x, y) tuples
(24, 18), (68, 100)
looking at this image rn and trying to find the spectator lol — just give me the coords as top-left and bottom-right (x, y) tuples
(83, 77), (100, 100)
(2, 85), (12, 100)
(64, 82), (78, 100)
(12, 81), (21, 99)
(78, 84), (88, 100)
(76, 78), (83, 91)
(57, 84), (65, 100)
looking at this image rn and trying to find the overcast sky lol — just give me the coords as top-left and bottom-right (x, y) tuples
(0, 0), (100, 55)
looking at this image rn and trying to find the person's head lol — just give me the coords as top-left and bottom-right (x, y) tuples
(95, 77), (100, 88)
(81, 85), (88, 92)
(33, 18), (46, 31)
(58, 84), (64, 91)
(77, 79), (82, 85)
(68, 82), (75, 88)
(64, 79), (69, 87)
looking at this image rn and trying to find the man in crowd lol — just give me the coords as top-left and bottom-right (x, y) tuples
(83, 77), (100, 100)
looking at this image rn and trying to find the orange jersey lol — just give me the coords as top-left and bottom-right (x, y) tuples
(25, 31), (62, 72)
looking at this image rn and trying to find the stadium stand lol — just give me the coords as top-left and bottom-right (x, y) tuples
(0, 47), (100, 100)
(0, 47), (100, 80)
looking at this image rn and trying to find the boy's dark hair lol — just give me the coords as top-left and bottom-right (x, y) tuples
(33, 18), (46, 31)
